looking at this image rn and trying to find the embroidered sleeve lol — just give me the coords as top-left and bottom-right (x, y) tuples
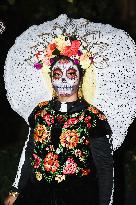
(90, 136), (114, 205)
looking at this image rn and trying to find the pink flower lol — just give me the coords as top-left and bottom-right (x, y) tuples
(43, 113), (54, 126)
(73, 59), (80, 65)
(34, 62), (42, 70)
(63, 118), (78, 128)
(33, 154), (41, 168)
(63, 158), (77, 174)
(78, 50), (82, 56)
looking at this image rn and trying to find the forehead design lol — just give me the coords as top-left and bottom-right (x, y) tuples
(52, 59), (78, 72)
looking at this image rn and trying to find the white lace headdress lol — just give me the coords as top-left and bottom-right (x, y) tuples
(4, 14), (136, 151)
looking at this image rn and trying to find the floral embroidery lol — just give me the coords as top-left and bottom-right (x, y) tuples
(60, 129), (79, 149)
(81, 168), (91, 176)
(33, 154), (41, 168)
(55, 174), (65, 183)
(63, 118), (79, 128)
(30, 99), (107, 183)
(98, 113), (107, 120)
(42, 113), (54, 126)
(36, 172), (43, 181)
(63, 158), (77, 174)
(87, 105), (107, 120)
(43, 152), (60, 173)
(34, 124), (50, 143)
(38, 101), (48, 108)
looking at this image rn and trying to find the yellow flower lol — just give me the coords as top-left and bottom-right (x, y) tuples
(80, 53), (91, 69)
(55, 174), (65, 183)
(53, 35), (70, 51)
(36, 172), (42, 181)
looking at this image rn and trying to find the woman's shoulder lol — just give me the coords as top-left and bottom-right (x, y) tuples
(86, 103), (113, 136)
(37, 101), (49, 108)
(28, 100), (49, 127)
(86, 103), (107, 121)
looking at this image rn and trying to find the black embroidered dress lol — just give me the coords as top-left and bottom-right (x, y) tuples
(12, 98), (114, 205)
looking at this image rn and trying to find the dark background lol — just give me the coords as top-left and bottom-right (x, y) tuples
(0, 0), (136, 204)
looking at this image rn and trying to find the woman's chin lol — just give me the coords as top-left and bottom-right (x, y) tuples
(59, 93), (71, 97)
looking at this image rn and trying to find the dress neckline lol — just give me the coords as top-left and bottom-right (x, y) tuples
(49, 98), (89, 114)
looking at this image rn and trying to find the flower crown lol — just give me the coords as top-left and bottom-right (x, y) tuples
(34, 33), (94, 71)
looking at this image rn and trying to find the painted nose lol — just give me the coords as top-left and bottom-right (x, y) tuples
(62, 78), (66, 82)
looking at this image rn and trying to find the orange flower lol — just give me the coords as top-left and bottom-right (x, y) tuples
(98, 113), (107, 120)
(44, 152), (59, 173)
(60, 130), (79, 149)
(49, 43), (57, 51)
(34, 124), (49, 143)
(46, 43), (55, 57)
(38, 101), (48, 108)
(88, 106), (99, 114)
(81, 168), (91, 176)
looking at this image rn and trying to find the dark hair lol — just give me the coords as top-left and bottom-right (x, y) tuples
(50, 55), (85, 82)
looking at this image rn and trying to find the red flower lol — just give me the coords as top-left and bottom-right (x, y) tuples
(62, 40), (81, 57)
(71, 40), (80, 50)
(84, 116), (92, 128)
(63, 118), (78, 128)
(43, 113), (54, 126)
(49, 43), (57, 51)
(33, 154), (41, 169)
(81, 168), (91, 176)
(56, 115), (65, 123)
(87, 123), (92, 128)
(83, 138), (90, 145)
(84, 116), (91, 123)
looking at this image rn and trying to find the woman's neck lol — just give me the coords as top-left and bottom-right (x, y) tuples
(57, 92), (78, 102)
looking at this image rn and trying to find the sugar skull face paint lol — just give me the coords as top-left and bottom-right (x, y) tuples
(51, 59), (80, 96)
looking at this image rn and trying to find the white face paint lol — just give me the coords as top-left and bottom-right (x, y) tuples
(51, 59), (80, 96)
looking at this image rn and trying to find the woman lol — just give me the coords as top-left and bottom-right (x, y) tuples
(4, 55), (113, 205)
